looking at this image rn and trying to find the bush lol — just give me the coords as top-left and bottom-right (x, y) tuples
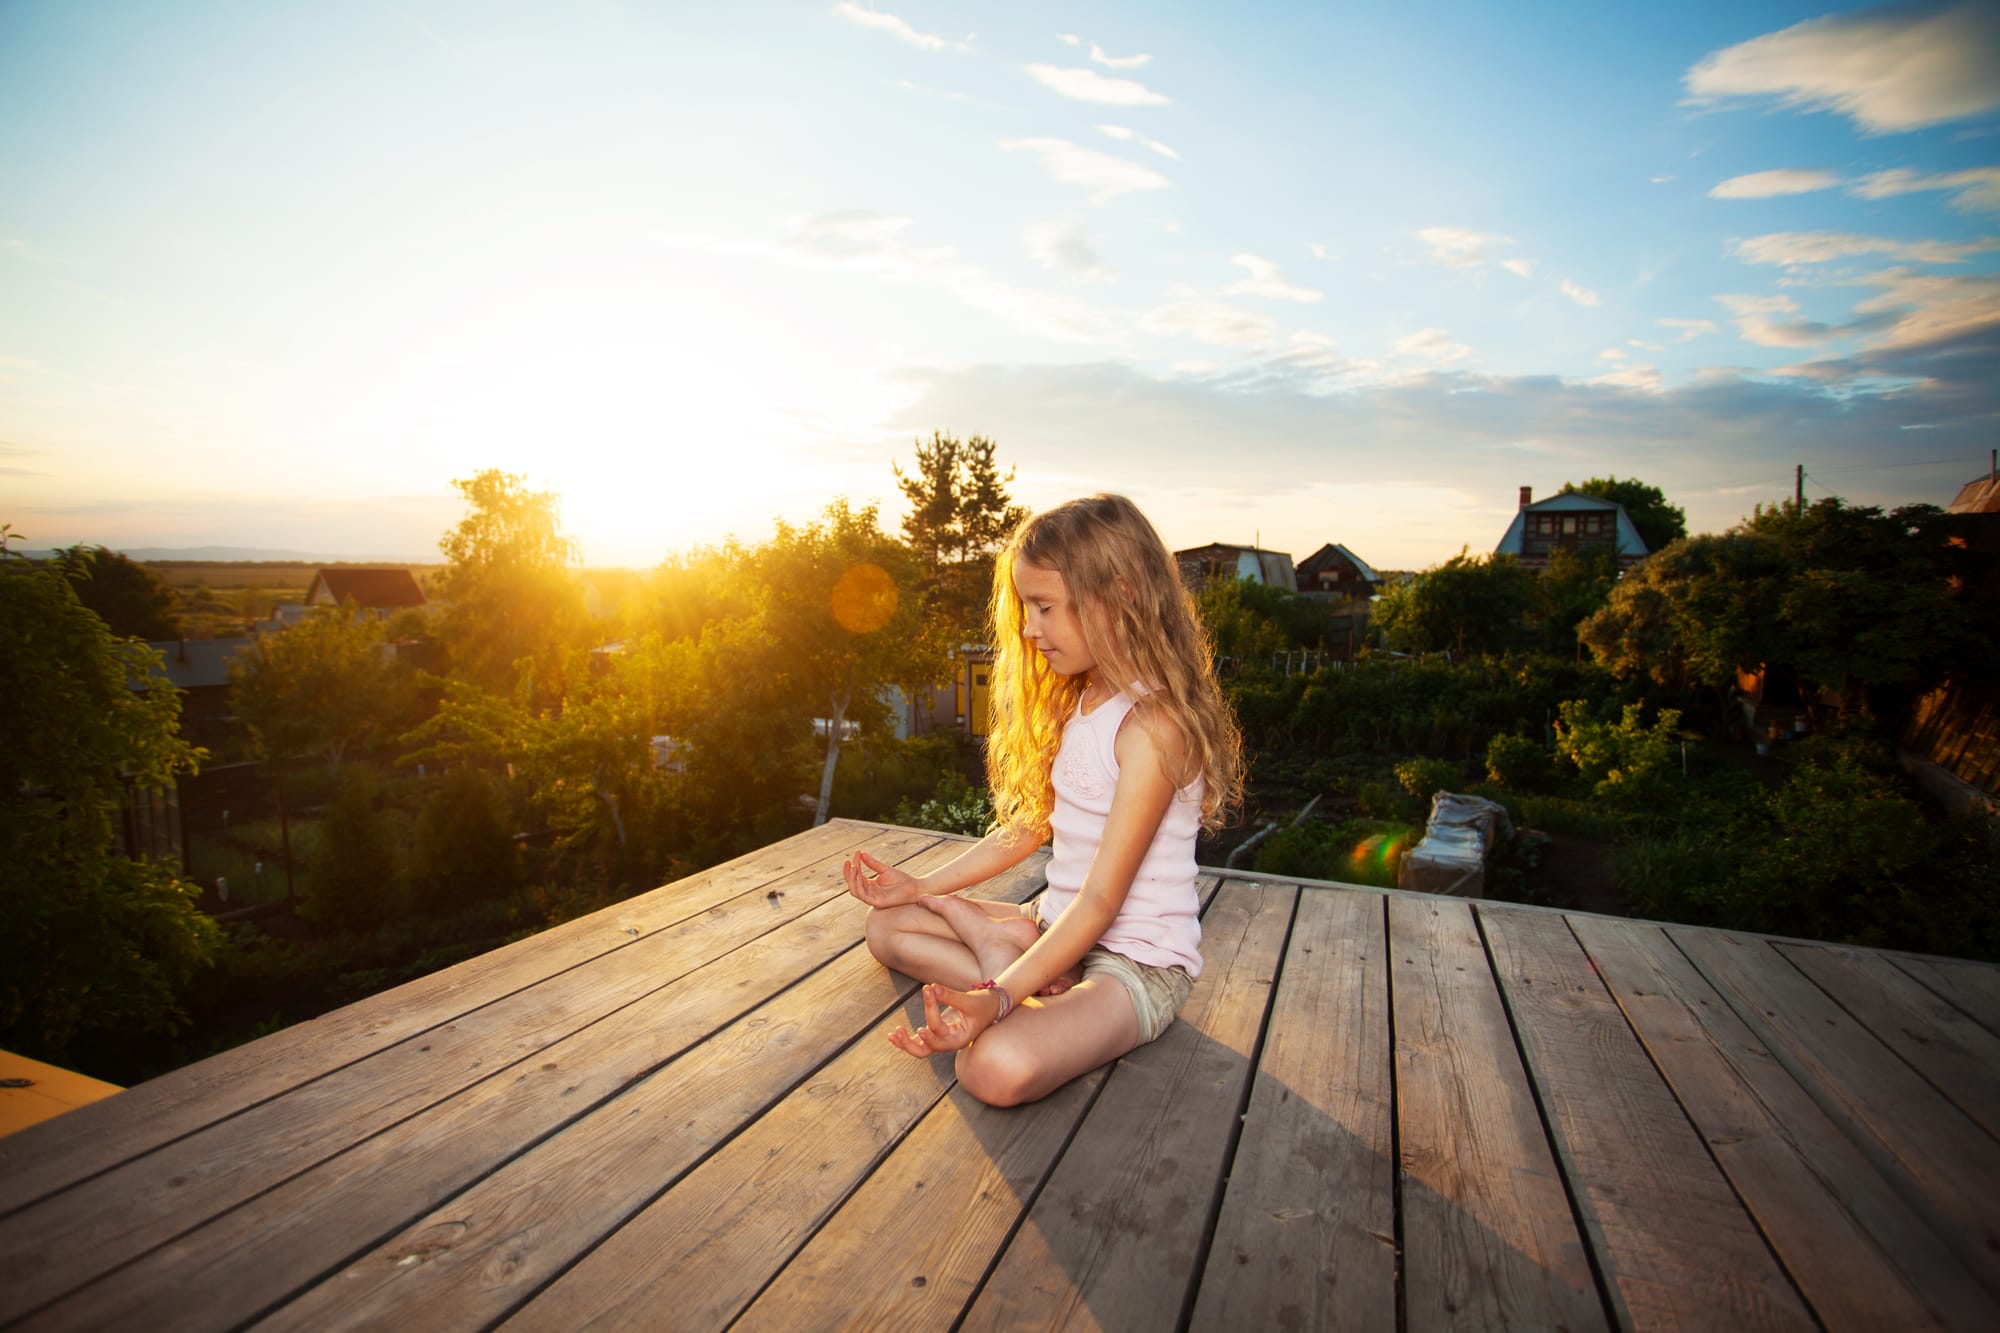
(892, 770), (994, 837)
(1395, 756), (1460, 804)
(1554, 699), (1684, 803)
(304, 767), (403, 930)
(1485, 733), (1554, 791)
(411, 767), (519, 914)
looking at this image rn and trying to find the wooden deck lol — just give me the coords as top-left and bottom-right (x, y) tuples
(3, 818), (1998, 1331)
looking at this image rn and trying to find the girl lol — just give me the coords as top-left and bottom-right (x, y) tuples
(845, 493), (1242, 1107)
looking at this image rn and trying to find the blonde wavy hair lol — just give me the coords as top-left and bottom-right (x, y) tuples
(985, 493), (1244, 842)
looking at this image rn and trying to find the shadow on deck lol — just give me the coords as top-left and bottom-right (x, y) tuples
(1, 818), (1997, 1330)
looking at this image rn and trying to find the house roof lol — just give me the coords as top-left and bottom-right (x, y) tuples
(1298, 541), (1380, 585)
(1494, 492), (1649, 559)
(306, 567), (426, 609)
(1175, 543), (1298, 591)
(142, 638), (258, 690)
(1949, 473), (2000, 514)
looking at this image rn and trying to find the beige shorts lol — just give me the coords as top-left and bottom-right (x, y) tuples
(1036, 908), (1195, 1044)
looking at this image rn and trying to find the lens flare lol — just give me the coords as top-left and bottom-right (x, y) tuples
(831, 563), (897, 633)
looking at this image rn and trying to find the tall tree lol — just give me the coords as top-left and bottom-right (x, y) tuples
(753, 500), (953, 825)
(893, 433), (1025, 631)
(1559, 475), (1687, 555)
(436, 469), (586, 696)
(1373, 550), (1536, 656)
(230, 606), (409, 775)
(0, 549), (214, 1063)
(1579, 498), (1991, 719)
(54, 545), (181, 640)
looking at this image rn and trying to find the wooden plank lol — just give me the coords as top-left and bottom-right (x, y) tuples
(28, 841), (1043, 1333)
(1189, 889), (1396, 1332)
(497, 1003), (962, 1331)
(1781, 941), (2000, 1140)
(0, 818), (884, 1218)
(1888, 953), (2000, 1040)
(1481, 907), (1815, 1331)
(1673, 927), (2000, 1302)
(958, 880), (1295, 1331)
(1389, 896), (1608, 1333)
(0, 826), (941, 1325)
(729, 1073), (1106, 1330)
(1572, 916), (1996, 1331)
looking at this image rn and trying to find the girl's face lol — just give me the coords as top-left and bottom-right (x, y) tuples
(1013, 556), (1098, 680)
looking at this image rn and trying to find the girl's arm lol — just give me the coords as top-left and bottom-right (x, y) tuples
(897, 706), (1186, 1050)
(842, 821), (1041, 909)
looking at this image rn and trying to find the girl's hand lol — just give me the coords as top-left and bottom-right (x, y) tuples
(843, 850), (925, 908)
(887, 983), (1002, 1056)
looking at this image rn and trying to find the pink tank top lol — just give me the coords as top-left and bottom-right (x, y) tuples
(1038, 690), (1205, 976)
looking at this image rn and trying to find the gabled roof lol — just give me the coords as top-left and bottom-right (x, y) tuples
(1297, 542), (1380, 585)
(306, 567), (426, 609)
(1950, 474), (2000, 515)
(142, 638), (258, 690)
(1175, 543), (1298, 591)
(1495, 492), (1649, 559)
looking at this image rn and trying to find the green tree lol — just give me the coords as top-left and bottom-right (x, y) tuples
(754, 500), (954, 825)
(1580, 498), (1990, 719)
(1373, 551), (1535, 656)
(53, 545), (181, 640)
(0, 550), (215, 1062)
(230, 607), (409, 775)
(894, 432), (1026, 631)
(436, 469), (586, 695)
(411, 767), (519, 914)
(1197, 576), (1329, 669)
(304, 766), (403, 929)
(1560, 475), (1686, 555)
(1533, 548), (1620, 654)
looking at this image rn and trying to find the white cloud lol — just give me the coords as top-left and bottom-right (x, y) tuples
(1000, 138), (1171, 205)
(1307, 242), (1330, 260)
(1500, 258), (1537, 278)
(1592, 359), (1664, 391)
(1710, 168), (1842, 198)
(1684, 2), (2000, 134)
(1627, 338), (1666, 351)
(1849, 266), (2000, 357)
(1394, 328), (1473, 366)
(1651, 174), (1677, 184)
(1852, 165), (2000, 214)
(1091, 43), (1151, 70)
(1097, 124), (1180, 160)
(1140, 294), (1279, 349)
(1224, 255), (1324, 304)
(657, 212), (1114, 344)
(1599, 348), (1627, 361)
(1716, 291), (1873, 347)
(1025, 64), (1171, 106)
(1417, 225), (1513, 268)
(1728, 230), (2000, 266)
(832, 4), (972, 53)
(1657, 317), (1719, 341)
(1058, 33), (1080, 46)
(1560, 279), (1601, 307)
(1025, 220), (1114, 283)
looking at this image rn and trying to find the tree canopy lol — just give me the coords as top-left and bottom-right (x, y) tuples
(54, 545), (181, 640)
(0, 553), (214, 1060)
(435, 469), (585, 695)
(1579, 498), (1992, 714)
(1373, 551), (1536, 656)
(230, 606), (410, 774)
(1560, 475), (1686, 555)
(894, 432), (1025, 632)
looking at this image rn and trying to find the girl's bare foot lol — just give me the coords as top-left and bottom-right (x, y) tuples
(920, 897), (1083, 997)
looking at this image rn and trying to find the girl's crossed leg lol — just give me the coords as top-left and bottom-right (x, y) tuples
(864, 895), (1082, 996)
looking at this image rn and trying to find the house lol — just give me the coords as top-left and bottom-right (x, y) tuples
(143, 637), (259, 752)
(1493, 486), (1648, 571)
(1294, 542), (1380, 602)
(1173, 543), (1297, 594)
(304, 567), (427, 618)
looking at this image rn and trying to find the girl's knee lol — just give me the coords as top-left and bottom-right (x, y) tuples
(955, 1033), (1041, 1108)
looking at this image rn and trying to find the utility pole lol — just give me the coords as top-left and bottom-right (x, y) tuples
(1795, 463), (1804, 512)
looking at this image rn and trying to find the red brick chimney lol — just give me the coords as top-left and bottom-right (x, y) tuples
(1518, 485), (1532, 510)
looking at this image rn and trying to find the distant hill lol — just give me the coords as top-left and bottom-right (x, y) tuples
(32, 545), (432, 563)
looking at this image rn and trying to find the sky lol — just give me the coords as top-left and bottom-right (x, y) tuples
(3, 1), (1998, 570)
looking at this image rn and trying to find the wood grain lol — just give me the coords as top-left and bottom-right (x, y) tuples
(1573, 916), (1995, 1331)
(1780, 940), (2000, 1141)
(1189, 889), (1396, 1333)
(1482, 907), (1814, 1331)
(1674, 927), (2000, 1302)
(959, 880), (1295, 1332)
(1888, 953), (2000, 1038)
(0, 817), (886, 1219)
(1390, 896), (1607, 1333)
